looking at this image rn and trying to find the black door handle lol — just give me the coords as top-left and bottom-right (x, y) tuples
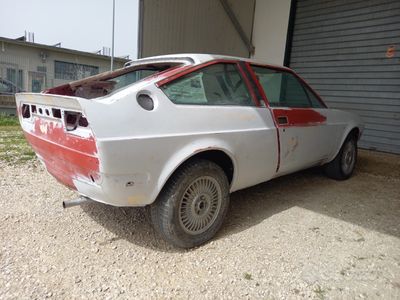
(277, 116), (288, 125)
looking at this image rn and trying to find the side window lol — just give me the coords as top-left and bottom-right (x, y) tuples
(161, 63), (254, 106)
(304, 86), (324, 108)
(252, 66), (321, 108)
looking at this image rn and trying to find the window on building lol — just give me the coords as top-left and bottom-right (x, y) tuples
(54, 61), (99, 80)
(6, 68), (16, 85)
(29, 72), (46, 93)
(251, 66), (323, 108)
(17, 70), (23, 90)
(6, 68), (23, 90)
(161, 63), (253, 106)
(37, 66), (47, 73)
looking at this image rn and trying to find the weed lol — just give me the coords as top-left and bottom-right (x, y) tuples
(0, 114), (19, 127)
(243, 272), (252, 280)
(310, 227), (320, 233)
(0, 125), (35, 165)
(313, 285), (326, 299)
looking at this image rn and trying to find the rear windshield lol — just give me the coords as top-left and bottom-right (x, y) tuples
(44, 63), (180, 99)
(74, 68), (161, 99)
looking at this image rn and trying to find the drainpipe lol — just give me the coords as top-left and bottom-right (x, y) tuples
(111, 0), (115, 71)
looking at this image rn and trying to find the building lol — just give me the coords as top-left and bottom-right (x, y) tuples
(137, 0), (400, 154)
(0, 36), (129, 114)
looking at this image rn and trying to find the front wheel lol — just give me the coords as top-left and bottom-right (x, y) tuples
(324, 134), (357, 180)
(150, 159), (230, 248)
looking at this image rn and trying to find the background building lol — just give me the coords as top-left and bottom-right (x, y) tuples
(138, 0), (400, 154)
(0, 36), (128, 114)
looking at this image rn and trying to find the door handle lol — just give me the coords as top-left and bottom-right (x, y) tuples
(277, 116), (288, 125)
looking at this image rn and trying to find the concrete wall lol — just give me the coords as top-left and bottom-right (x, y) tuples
(251, 0), (291, 65)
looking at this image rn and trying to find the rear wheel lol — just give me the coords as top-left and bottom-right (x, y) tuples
(324, 134), (357, 180)
(150, 159), (230, 248)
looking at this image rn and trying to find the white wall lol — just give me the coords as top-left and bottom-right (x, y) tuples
(251, 0), (291, 65)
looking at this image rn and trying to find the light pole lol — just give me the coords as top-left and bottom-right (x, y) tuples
(111, 0), (115, 71)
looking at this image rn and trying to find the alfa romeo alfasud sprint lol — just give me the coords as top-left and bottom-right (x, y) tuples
(16, 54), (363, 248)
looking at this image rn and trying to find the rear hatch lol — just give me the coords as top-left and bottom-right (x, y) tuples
(16, 93), (99, 190)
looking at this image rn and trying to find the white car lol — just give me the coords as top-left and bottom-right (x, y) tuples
(16, 54), (363, 248)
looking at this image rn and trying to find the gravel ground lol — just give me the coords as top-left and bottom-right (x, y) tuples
(1, 149), (399, 299)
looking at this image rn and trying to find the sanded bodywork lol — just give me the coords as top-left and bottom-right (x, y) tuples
(16, 54), (363, 207)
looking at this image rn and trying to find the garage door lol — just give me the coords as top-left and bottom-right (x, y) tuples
(289, 0), (400, 154)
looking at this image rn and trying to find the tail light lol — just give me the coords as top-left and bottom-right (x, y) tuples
(22, 104), (31, 118)
(64, 111), (88, 131)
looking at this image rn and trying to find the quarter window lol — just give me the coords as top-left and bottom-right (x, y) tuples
(161, 63), (254, 106)
(251, 66), (323, 108)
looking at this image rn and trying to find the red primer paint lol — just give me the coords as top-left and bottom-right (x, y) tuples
(25, 117), (99, 189)
(44, 84), (75, 96)
(244, 63), (270, 107)
(145, 65), (192, 83)
(247, 62), (327, 108)
(245, 62), (281, 172)
(32, 118), (97, 155)
(237, 63), (260, 106)
(156, 59), (239, 87)
(272, 108), (326, 127)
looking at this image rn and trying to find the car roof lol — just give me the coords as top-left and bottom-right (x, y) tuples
(125, 53), (291, 71)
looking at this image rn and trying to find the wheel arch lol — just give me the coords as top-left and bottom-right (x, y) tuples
(152, 143), (237, 205)
(330, 126), (361, 163)
(342, 126), (361, 145)
(179, 150), (235, 184)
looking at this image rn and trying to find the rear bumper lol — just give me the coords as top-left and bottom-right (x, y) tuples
(27, 131), (99, 190)
(29, 136), (153, 207)
(22, 121), (153, 207)
(72, 172), (152, 207)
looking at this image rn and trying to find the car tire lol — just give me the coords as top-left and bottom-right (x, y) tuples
(150, 159), (230, 248)
(324, 133), (357, 180)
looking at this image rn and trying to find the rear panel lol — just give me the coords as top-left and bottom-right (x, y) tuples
(16, 93), (99, 190)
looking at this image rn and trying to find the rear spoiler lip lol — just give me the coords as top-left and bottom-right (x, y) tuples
(15, 93), (82, 111)
(124, 56), (195, 68)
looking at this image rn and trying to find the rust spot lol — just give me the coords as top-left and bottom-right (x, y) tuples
(386, 45), (395, 58)
(283, 136), (299, 158)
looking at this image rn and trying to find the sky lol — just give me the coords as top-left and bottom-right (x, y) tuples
(0, 0), (139, 59)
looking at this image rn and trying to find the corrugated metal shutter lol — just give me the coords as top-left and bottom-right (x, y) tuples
(289, 0), (400, 154)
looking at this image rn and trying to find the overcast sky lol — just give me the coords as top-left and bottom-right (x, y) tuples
(0, 0), (139, 59)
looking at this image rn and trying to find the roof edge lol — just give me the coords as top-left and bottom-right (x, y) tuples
(0, 36), (129, 63)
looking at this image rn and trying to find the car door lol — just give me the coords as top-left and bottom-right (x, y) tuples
(249, 64), (334, 175)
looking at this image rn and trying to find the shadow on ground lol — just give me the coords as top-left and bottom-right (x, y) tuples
(82, 150), (400, 251)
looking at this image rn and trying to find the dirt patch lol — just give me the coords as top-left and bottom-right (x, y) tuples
(358, 149), (400, 178)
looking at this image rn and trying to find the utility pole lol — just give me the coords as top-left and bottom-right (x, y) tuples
(111, 0), (115, 71)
